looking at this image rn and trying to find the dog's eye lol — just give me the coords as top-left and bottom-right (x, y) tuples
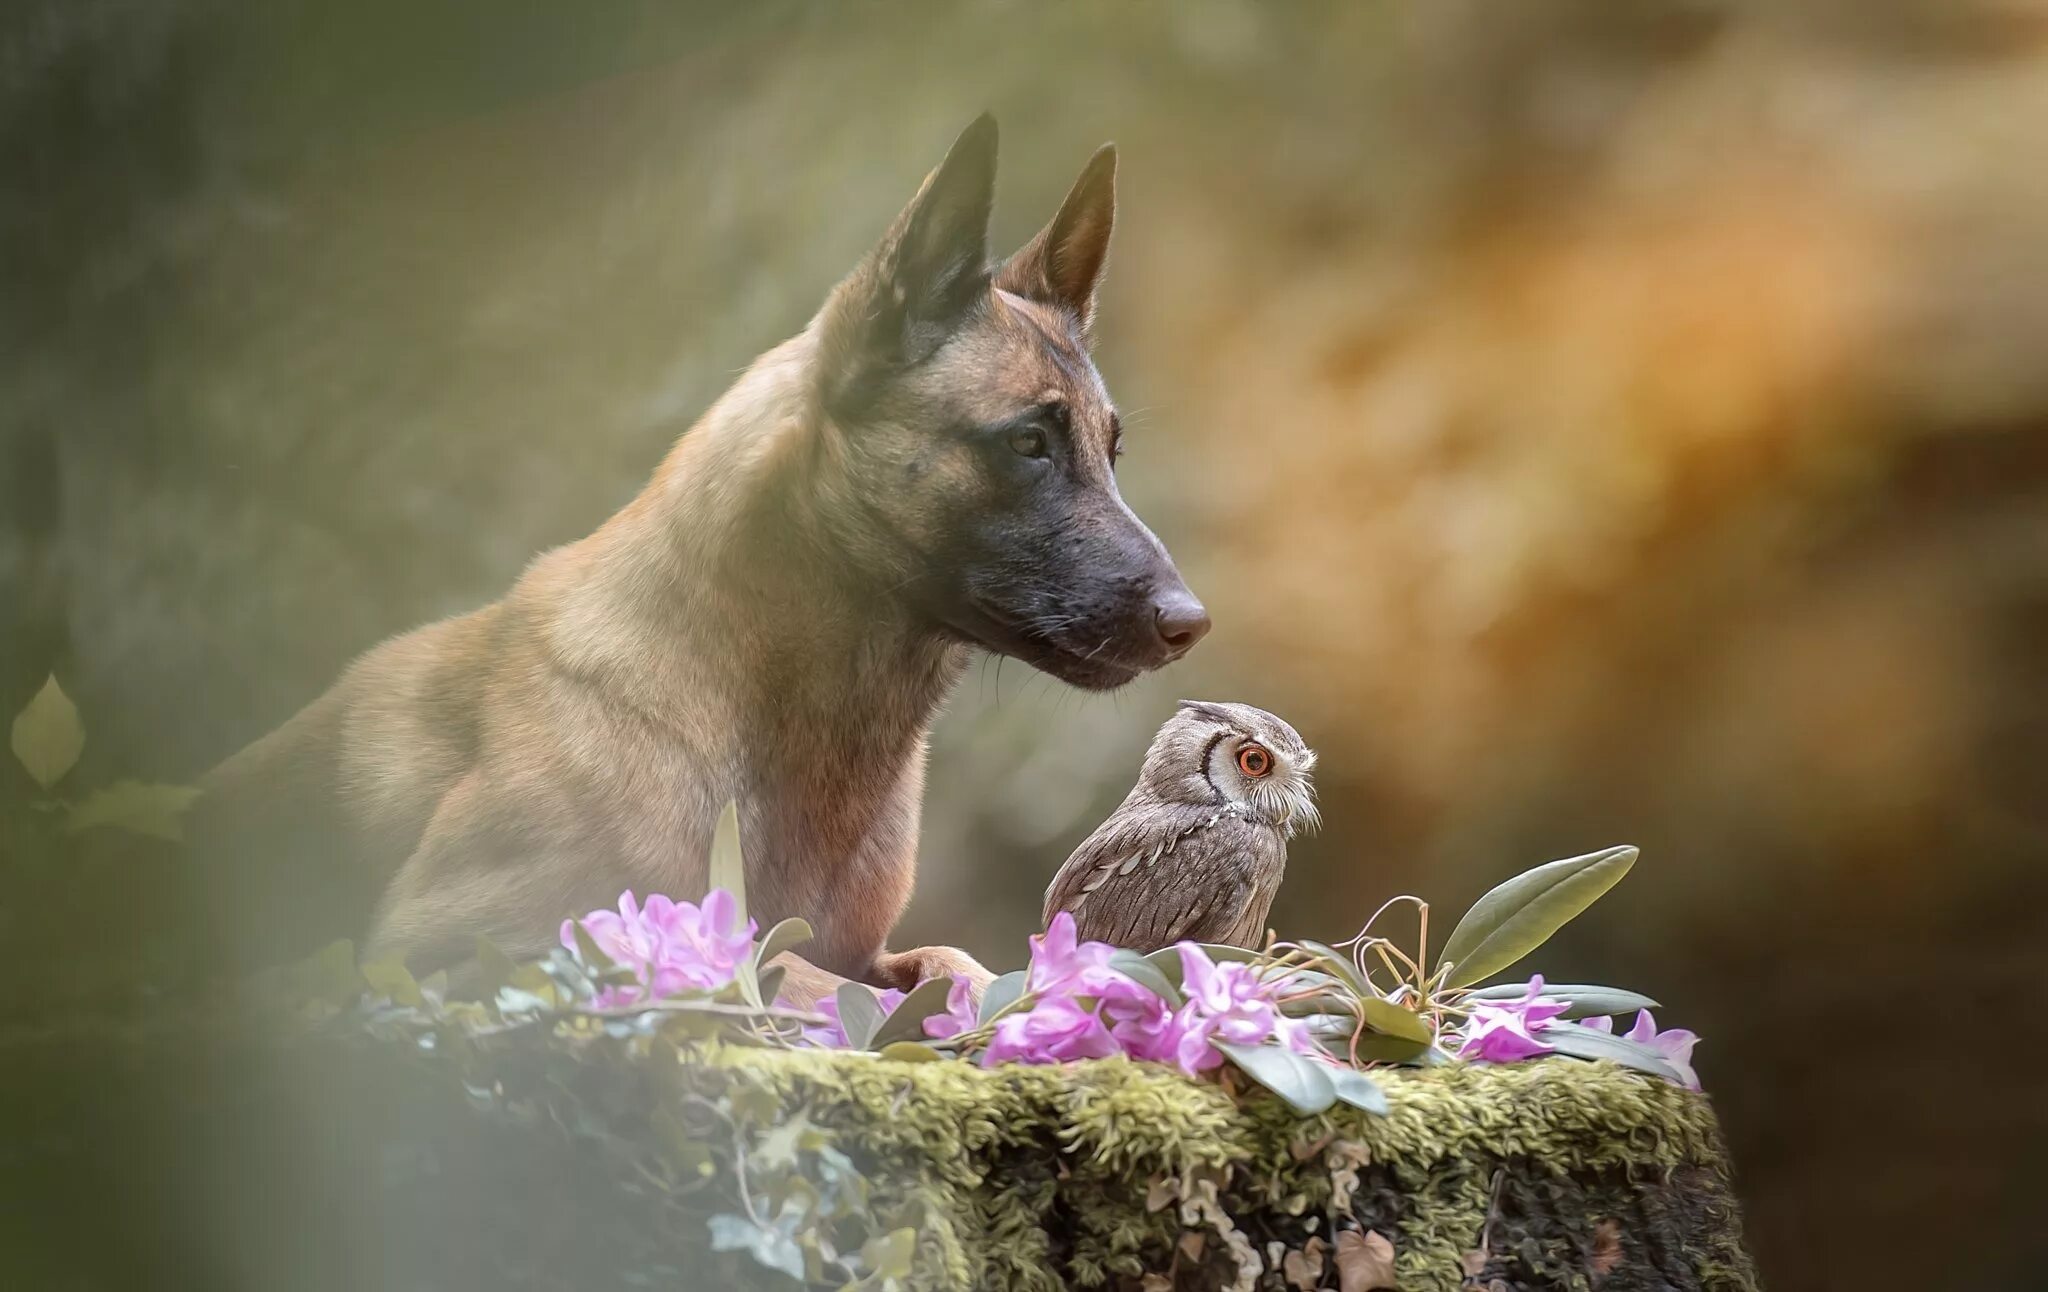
(1236, 744), (1272, 778)
(1008, 427), (1049, 459)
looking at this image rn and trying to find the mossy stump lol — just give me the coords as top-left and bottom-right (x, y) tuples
(11, 1014), (1758, 1291)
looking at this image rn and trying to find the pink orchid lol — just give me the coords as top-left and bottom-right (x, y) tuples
(1578, 1010), (1701, 1089)
(561, 889), (758, 1007)
(922, 975), (979, 1041)
(983, 995), (1122, 1065)
(1455, 975), (1569, 1063)
(1024, 912), (1126, 997)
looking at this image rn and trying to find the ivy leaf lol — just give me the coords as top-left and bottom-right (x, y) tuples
(708, 799), (747, 925)
(1108, 948), (1184, 1007)
(707, 1213), (804, 1283)
(1325, 1066), (1389, 1116)
(1214, 1041), (1337, 1116)
(977, 970), (1028, 1024)
(1435, 846), (1638, 988)
(835, 982), (885, 1051)
(12, 674), (84, 790)
(861, 1227), (918, 1281)
(1356, 996), (1434, 1044)
(62, 781), (201, 840)
(1464, 982), (1659, 1019)
(1334, 1229), (1397, 1291)
(868, 976), (954, 1049)
(1542, 1023), (1685, 1083)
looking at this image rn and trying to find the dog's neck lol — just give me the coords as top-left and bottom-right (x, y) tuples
(541, 332), (965, 758)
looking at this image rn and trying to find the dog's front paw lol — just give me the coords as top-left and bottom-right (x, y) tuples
(872, 945), (996, 996)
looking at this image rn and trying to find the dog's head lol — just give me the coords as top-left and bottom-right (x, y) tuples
(809, 115), (1208, 690)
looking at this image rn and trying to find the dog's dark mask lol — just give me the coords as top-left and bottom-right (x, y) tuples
(812, 115), (1208, 690)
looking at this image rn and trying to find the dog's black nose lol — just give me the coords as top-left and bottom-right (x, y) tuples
(1152, 591), (1212, 655)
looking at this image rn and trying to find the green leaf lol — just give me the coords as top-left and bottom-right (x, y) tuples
(1107, 948), (1184, 1007)
(868, 976), (954, 1049)
(1326, 1066), (1390, 1115)
(835, 982), (885, 1050)
(567, 920), (617, 973)
(62, 780), (202, 841)
(1435, 846), (1639, 988)
(1356, 996), (1435, 1044)
(707, 1213), (804, 1282)
(1464, 982), (1660, 1019)
(1297, 940), (1373, 995)
(755, 962), (787, 1007)
(708, 799), (747, 925)
(297, 939), (362, 1006)
(12, 674), (84, 790)
(977, 970), (1028, 1024)
(1214, 1041), (1337, 1115)
(1350, 1032), (1436, 1065)
(1542, 1023), (1686, 1083)
(877, 1041), (946, 1063)
(359, 957), (422, 1007)
(475, 937), (520, 996)
(1144, 941), (1265, 993)
(754, 917), (814, 972)
(862, 1227), (918, 1280)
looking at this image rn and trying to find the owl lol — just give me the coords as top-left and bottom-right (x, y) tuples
(1043, 700), (1318, 950)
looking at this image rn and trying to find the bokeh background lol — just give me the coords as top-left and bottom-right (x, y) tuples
(7, 2), (2048, 1286)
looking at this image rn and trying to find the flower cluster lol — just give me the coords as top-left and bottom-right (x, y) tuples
(979, 913), (1317, 1075)
(1454, 975), (1700, 1089)
(559, 889), (757, 1008)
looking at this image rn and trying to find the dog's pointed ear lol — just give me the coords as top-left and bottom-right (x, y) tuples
(997, 143), (1116, 334)
(819, 115), (998, 406)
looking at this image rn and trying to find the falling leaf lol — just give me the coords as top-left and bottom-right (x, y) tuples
(1590, 1218), (1624, 1281)
(12, 674), (84, 790)
(1335, 1229), (1396, 1291)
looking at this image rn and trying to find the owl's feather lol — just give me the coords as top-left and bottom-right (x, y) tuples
(1043, 800), (1288, 950)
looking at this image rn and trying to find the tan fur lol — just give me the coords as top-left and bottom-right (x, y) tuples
(192, 121), (1192, 1007)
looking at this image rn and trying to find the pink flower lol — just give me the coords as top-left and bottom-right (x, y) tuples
(1025, 912), (1126, 996)
(983, 995), (1122, 1065)
(1578, 1010), (1701, 1090)
(1455, 975), (1569, 1063)
(922, 975), (979, 1041)
(800, 987), (909, 1048)
(561, 889), (757, 1007)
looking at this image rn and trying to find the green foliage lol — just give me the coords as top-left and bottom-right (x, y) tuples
(1435, 845), (1638, 988)
(9, 674), (201, 841)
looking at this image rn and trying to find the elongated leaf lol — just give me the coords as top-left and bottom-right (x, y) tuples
(1465, 982), (1660, 1019)
(63, 781), (201, 840)
(1108, 948), (1183, 1007)
(1542, 1023), (1684, 1083)
(754, 917), (814, 972)
(1326, 1066), (1390, 1115)
(1298, 940), (1373, 995)
(755, 963), (787, 1007)
(868, 976), (954, 1049)
(707, 799), (747, 925)
(877, 1041), (946, 1064)
(1350, 1033), (1436, 1065)
(1215, 1041), (1337, 1115)
(1356, 996), (1435, 1044)
(12, 674), (84, 790)
(835, 982), (885, 1050)
(567, 920), (617, 973)
(1436, 846), (1638, 988)
(978, 970), (1028, 1024)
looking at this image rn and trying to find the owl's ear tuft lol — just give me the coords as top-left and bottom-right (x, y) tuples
(1176, 700), (1237, 726)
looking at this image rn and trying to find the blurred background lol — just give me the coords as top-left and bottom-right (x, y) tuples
(6, 1), (2047, 1286)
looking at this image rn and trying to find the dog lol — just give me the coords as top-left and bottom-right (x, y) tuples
(191, 115), (1209, 1005)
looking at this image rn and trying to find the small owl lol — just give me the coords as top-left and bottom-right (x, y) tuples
(1043, 700), (1318, 950)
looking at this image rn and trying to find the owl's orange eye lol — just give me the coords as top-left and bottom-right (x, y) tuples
(1236, 744), (1272, 778)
